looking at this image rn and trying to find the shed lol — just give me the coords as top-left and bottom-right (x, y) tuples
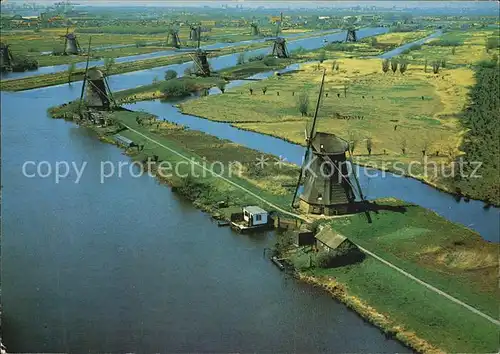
(243, 206), (268, 227)
(315, 225), (355, 252)
(292, 229), (315, 247)
(113, 134), (134, 148)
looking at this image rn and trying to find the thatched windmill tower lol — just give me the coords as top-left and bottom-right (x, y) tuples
(77, 37), (116, 114)
(60, 27), (81, 55)
(250, 22), (259, 36)
(83, 67), (112, 109)
(291, 70), (365, 215)
(345, 27), (357, 42)
(189, 24), (201, 41)
(0, 43), (13, 72)
(266, 12), (289, 58)
(167, 27), (181, 48)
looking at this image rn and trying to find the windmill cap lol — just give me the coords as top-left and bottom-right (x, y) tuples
(87, 67), (105, 80)
(311, 132), (348, 154)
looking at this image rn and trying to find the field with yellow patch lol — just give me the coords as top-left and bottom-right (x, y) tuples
(180, 58), (474, 188)
(401, 29), (499, 65)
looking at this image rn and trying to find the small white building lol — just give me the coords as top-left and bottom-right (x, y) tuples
(243, 206), (268, 227)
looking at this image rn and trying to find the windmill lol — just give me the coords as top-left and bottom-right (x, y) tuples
(189, 24), (201, 42)
(250, 22), (259, 36)
(0, 42), (14, 72)
(345, 27), (357, 42)
(78, 37), (117, 114)
(265, 12), (289, 58)
(166, 27), (181, 49)
(291, 70), (365, 216)
(60, 26), (81, 55)
(176, 27), (220, 77)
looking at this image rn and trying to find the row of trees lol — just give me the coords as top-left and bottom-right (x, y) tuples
(381, 58), (409, 74)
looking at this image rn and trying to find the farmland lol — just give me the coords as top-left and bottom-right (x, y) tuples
(180, 57), (483, 199)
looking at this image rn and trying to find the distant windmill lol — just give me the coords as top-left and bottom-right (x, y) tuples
(189, 24), (201, 42)
(0, 42), (14, 72)
(345, 27), (358, 42)
(250, 22), (259, 36)
(60, 26), (81, 55)
(265, 12), (289, 58)
(166, 27), (181, 49)
(177, 29), (220, 77)
(78, 37), (117, 113)
(291, 70), (365, 215)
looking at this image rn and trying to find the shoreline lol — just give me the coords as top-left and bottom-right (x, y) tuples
(295, 273), (443, 354)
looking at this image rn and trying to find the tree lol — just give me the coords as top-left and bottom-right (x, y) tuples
(451, 46), (456, 55)
(331, 60), (337, 72)
(391, 58), (398, 73)
(184, 66), (194, 76)
(237, 52), (245, 65)
(335, 63), (340, 71)
(371, 36), (378, 47)
(424, 59), (428, 73)
(400, 137), (407, 155)
(318, 50), (326, 63)
(343, 83), (348, 97)
(399, 60), (408, 74)
(382, 59), (390, 73)
(297, 91), (309, 116)
(432, 60), (441, 74)
(103, 57), (115, 74)
(348, 131), (358, 154)
(164, 69), (178, 80)
(441, 58), (447, 68)
(262, 86), (267, 95)
(67, 62), (76, 84)
(366, 137), (373, 156)
(217, 81), (226, 93)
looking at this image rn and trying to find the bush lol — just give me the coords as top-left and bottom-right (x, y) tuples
(426, 39), (463, 47)
(248, 54), (265, 62)
(485, 37), (500, 51)
(237, 52), (245, 65)
(263, 56), (277, 66)
(391, 58), (398, 73)
(162, 79), (196, 97)
(382, 59), (390, 73)
(164, 69), (178, 80)
(317, 50), (326, 63)
(297, 91), (309, 116)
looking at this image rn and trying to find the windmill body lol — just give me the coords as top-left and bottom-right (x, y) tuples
(345, 28), (357, 42)
(299, 132), (356, 215)
(167, 28), (181, 48)
(189, 25), (201, 41)
(84, 67), (111, 109)
(251, 23), (259, 36)
(0, 43), (14, 72)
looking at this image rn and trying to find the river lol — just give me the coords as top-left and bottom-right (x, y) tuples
(1, 27), (496, 352)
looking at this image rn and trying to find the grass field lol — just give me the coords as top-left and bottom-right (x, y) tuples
(289, 199), (499, 352)
(180, 58), (475, 192)
(399, 29), (500, 65)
